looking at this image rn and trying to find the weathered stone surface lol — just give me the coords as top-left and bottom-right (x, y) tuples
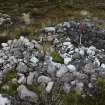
(17, 85), (38, 103)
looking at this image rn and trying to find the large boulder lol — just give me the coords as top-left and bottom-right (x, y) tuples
(17, 85), (38, 103)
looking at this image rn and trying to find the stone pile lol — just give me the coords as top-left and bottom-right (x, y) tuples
(0, 36), (43, 104)
(0, 20), (105, 104)
(41, 20), (105, 95)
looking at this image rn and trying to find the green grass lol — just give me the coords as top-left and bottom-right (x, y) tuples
(4, 70), (17, 82)
(0, 70), (18, 96)
(0, 83), (18, 96)
(51, 51), (64, 64)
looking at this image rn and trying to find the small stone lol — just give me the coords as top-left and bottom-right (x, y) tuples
(27, 72), (36, 85)
(75, 82), (84, 92)
(1, 43), (8, 47)
(88, 83), (93, 88)
(63, 83), (71, 94)
(46, 81), (54, 93)
(16, 62), (28, 73)
(47, 62), (58, 75)
(79, 49), (85, 57)
(44, 27), (55, 32)
(87, 46), (96, 56)
(56, 65), (68, 78)
(71, 80), (76, 85)
(63, 42), (71, 46)
(47, 36), (54, 42)
(67, 64), (76, 72)
(93, 58), (100, 66)
(0, 58), (4, 64)
(64, 57), (72, 65)
(38, 76), (51, 84)
(18, 74), (26, 84)
(101, 63), (105, 69)
(0, 94), (10, 105)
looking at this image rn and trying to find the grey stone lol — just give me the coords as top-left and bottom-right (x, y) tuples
(17, 85), (38, 103)
(18, 74), (26, 84)
(27, 72), (36, 85)
(56, 65), (68, 78)
(37, 75), (51, 84)
(64, 57), (72, 65)
(67, 64), (76, 72)
(0, 94), (10, 105)
(83, 63), (95, 74)
(16, 62), (28, 73)
(63, 83), (71, 94)
(61, 72), (73, 82)
(47, 62), (58, 75)
(45, 81), (54, 93)
(1, 43), (8, 47)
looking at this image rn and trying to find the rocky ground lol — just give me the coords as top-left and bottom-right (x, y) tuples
(0, 20), (105, 105)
